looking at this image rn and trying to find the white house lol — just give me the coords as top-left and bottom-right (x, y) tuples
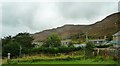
(112, 31), (120, 48)
(112, 31), (120, 44)
(89, 39), (106, 45)
(73, 44), (86, 47)
(61, 39), (71, 47)
(33, 41), (44, 48)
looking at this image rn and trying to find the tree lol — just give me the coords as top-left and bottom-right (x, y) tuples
(2, 36), (12, 47)
(106, 36), (113, 41)
(13, 32), (34, 49)
(42, 33), (61, 47)
(2, 41), (19, 57)
(79, 32), (86, 43)
(2, 36), (20, 57)
(85, 42), (95, 59)
(2, 36), (13, 57)
(68, 42), (74, 47)
(2, 32), (34, 57)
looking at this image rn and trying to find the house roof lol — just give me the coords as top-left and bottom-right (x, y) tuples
(111, 41), (120, 44)
(113, 31), (120, 36)
(89, 39), (105, 41)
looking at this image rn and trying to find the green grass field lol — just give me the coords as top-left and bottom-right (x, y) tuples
(9, 59), (117, 64)
(21, 60), (116, 64)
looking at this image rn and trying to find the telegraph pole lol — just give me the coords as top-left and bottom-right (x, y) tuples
(84, 32), (88, 60)
(86, 32), (88, 43)
(19, 45), (22, 57)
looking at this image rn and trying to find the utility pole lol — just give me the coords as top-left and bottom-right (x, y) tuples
(19, 45), (22, 57)
(86, 32), (88, 43)
(84, 32), (88, 60)
(84, 45), (85, 60)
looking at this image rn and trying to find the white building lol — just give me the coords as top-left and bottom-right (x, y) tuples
(112, 31), (120, 44)
(33, 41), (44, 48)
(89, 39), (106, 45)
(112, 31), (120, 48)
(61, 39), (71, 47)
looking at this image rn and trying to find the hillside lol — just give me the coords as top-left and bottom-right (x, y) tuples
(33, 12), (120, 42)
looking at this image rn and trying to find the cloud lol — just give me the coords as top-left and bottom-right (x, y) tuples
(57, 2), (118, 23)
(118, 1), (120, 12)
(1, 2), (118, 38)
(0, 4), (2, 38)
(2, 3), (38, 27)
(1, 0), (120, 2)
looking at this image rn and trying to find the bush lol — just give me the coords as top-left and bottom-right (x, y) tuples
(93, 56), (104, 62)
(31, 46), (82, 54)
(2, 33), (34, 57)
(113, 56), (120, 61)
(2, 41), (20, 57)
(42, 33), (61, 47)
(96, 44), (113, 48)
(85, 42), (95, 59)
(65, 56), (72, 61)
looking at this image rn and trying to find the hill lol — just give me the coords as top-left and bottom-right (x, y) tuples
(33, 12), (120, 42)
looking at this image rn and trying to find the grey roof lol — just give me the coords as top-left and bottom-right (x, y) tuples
(113, 31), (120, 36)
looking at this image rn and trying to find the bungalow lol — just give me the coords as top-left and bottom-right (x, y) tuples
(33, 39), (71, 48)
(89, 39), (106, 45)
(88, 36), (107, 45)
(32, 41), (44, 48)
(73, 44), (86, 47)
(61, 39), (71, 47)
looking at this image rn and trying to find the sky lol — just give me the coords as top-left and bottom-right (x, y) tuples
(0, 0), (120, 38)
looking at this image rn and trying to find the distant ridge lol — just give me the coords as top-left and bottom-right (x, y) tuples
(33, 12), (120, 42)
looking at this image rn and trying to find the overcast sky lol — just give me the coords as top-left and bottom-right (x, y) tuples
(0, 0), (119, 38)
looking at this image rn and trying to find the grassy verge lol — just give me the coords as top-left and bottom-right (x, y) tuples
(9, 59), (117, 64)
(2, 52), (118, 64)
(2, 56), (117, 64)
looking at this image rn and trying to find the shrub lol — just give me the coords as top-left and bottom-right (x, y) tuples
(42, 33), (61, 47)
(65, 56), (72, 61)
(113, 56), (120, 61)
(31, 46), (82, 54)
(96, 44), (113, 48)
(85, 42), (95, 59)
(93, 56), (103, 62)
